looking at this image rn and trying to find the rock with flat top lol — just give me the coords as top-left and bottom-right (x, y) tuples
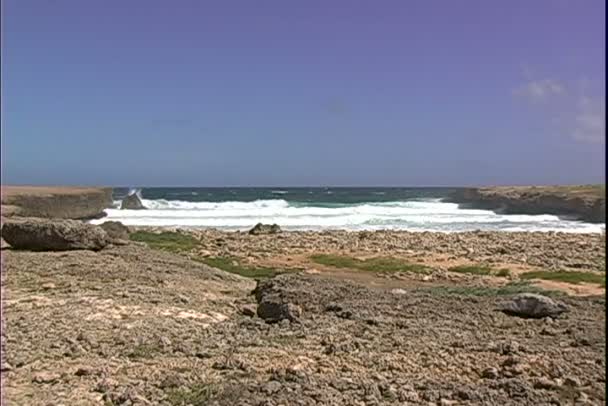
(1, 218), (108, 251)
(498, 293), (568, 319)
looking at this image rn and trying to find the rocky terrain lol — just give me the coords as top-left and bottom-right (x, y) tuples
(0, 187), (606, 405)
(148, 227), (606, 274)
(1, 241), (605, 405)
(448, 185), (605, 223)
(1, 186), (113, 220)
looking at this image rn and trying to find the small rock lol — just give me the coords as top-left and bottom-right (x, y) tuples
(74, 367), (94, 376)
(532, 377), (558, 390)
(32, 371), (61, 384)
(440, 399), (457, 406)
(42, 283), (56, 290)
(481, 367), (499, 379)
(1, 362), (13, 371)
(249, 223), (282, 235)
(263, 380), (282, 394)
(564, 376), (581, 387)
(241, 305), (257, 317)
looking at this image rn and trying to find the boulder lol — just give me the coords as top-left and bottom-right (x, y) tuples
(257, 296), (301, 323)
(498, 293), (568, 319)
(99, 221), (130, 240)
(1, 218), (108, 251)
(120, 192), (146, 210)
(249, 223), (281, 235)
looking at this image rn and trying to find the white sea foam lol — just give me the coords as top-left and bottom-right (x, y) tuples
(92, 198), (604, 233)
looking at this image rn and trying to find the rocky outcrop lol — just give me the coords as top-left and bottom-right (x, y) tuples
(498, 293), (569, 319)
(99, 221), (130, 241)
(120, 192), (146, 210)
(249, 223), (281, 235)
(448, 186), (605, 223)
(1, 218), (108, 251)
(1, 187), (113, 220)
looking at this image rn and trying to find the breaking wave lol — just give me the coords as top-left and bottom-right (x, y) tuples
(93, 198), (604, 233)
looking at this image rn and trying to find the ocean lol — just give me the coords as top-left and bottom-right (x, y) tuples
(90, 187), (604, 233)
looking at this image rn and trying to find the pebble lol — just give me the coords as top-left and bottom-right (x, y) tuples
(482, 367), (499, 379)
(32, 371), (61, 384)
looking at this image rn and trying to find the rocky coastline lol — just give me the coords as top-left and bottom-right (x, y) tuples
(447, 185), (606, 223)
(1, 186), (606, 405)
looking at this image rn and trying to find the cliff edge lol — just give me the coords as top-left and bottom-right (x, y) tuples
(448, 185), (605, 223)
(1, 186), (113, 220)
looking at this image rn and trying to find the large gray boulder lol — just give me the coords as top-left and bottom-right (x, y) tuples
(249, 223), (281, 235)
(120, 192), (146, 210)
(1, 218), (108, 251)
(99, 221), (130, 241)
(498, 293), (568, 319)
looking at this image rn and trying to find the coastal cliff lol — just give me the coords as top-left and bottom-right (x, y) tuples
(1, 186), (113, 220)
(448, 185), (606, 223)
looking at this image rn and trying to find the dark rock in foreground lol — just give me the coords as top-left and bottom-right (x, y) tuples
(120, 192), (146, 210)
(249, 223), (281, 235)
(99, 221), (130, 241)
(498, 293), (569, 319)
(1, 218), (108, 251)
(257, 297), (302, 323)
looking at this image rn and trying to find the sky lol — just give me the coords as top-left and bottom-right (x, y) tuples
(1, 0), (605, 186)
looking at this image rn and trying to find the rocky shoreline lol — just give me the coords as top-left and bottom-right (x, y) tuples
(1, 187), (606, 405)
(448, 186), (606, 223)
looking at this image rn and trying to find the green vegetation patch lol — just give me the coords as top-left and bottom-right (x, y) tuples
(449, 265), (511, 277)
(129, 231), (199, 253)
(310, 254), (432, 274)
(199, 257), (282, 280)
(422, 281), (562, 297)
(165, 383), (218, 406)
(520, 270), (605, 287)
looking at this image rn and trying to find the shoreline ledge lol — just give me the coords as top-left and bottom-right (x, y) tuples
(1, 186), (113, 220)
(447, 185), (606, 223)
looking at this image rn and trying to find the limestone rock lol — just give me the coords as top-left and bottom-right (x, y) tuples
(498, 293), (568, 319)
(1, 218), (108, 251)
(120, 192), (146, 210)
(249, 223), (281, 235)
(99, 221), (130, 240)
(257, 296), (301, 323)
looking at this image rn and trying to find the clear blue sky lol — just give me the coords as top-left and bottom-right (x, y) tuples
(2, 0), (605, 186)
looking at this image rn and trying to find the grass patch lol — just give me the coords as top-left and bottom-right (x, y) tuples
(422, 281), (562, 297)
(310, 254), (432, 274)
(165, 383), (218, 406)
(129, 231), (198, 253)
(198, 257), (282, 280)
(449, 265), (511, 277)
(520, 270), (605, 287)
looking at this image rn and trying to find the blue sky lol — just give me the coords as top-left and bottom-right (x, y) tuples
(2, 0), (605, 186)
